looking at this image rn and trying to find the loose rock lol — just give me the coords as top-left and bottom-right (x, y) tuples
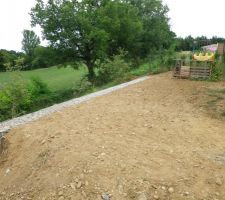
(168, 187), (174, 193)
(137, 193), (147, 200)
(102, 193), (110, 200)
(58, 191), (63, 196)
(77, 181), (82, 189)
(70, 183), (76, 190)
(215, 178), (223, 186)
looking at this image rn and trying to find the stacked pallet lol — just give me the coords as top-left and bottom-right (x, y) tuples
(173, 66), (211, 79)
(190, 66), (211, 79)
(173, 66), (190, 78)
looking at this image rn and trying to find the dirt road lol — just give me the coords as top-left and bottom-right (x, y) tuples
(0, 73), (225, 200)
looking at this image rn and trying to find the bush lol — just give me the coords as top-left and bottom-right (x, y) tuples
(97, 54), (130, 84)
(73, 77), (93, 96)
(0, 79), (32, 120)
(28, 76), (51, 98)
(28, 77), (53, 110)
(149, 60), (161, 74)
(0, 76), (52, 121)
(210, 63), (223, 81)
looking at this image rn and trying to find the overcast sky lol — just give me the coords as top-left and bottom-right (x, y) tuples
(0, 0), (225, 51)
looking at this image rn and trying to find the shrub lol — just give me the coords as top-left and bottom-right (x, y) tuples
(0, 76), (52, 121)
(210, 63), (223, 81)
(130, 64), (150, 76)
(28, 77), (53, 110)
(222, 52), (225, 64)
(148, 60), (160, 74)
(28, 76), (51, 98)
(73, 77), (93, 96)
(0, 79), (32, 120)
(97, 54), (130, 84)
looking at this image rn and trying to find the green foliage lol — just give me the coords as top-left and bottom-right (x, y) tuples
(0, 49), (23, 71)
(131, 49), (175, 76)
(210, 63), (223, 81)
(222, 52), (225, 64)
(97, 54), (130, 84)
(127, 0), (175, 58)
(0, 76), (52, 121)
(30, 0), (173, 80)
(0, 51), (6, 71)
(21, 30), (41, 70)
(31, 46), (63, 69)
(28, 76), (51, 97)
(0, 78), (32, 120)
(0, 66), (87, 92)
(73, 77), (93, 96)
(22, 30), (40, 57)
(0, 73), (94, 122)
(98, 1), (143, 57)
(176, 35), (225, 51)
(14, 57), (26, 71)
(28, 77), (53, 111)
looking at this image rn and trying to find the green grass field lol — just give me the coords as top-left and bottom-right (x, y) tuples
(0, 66), (88, 92)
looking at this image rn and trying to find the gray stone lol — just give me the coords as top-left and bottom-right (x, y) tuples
(77, 181), (82, 189)
(137, 193), (147, 200)
(216, 178), (223, 186)
(58, 191), (63, 196)
(102, 193), (110, 200)
(168, 187), (174, 193)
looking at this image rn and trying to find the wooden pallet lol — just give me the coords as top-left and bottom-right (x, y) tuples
(173, 66), (190, 78)
(190, 66), (211, 79)
(174, 66), (211, 79)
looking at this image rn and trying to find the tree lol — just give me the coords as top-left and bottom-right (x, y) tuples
(0, 49), (21, 71)
(124, 0), (175, 58)
(30, 0), (142, 80)
(31, 0), (174, 79)
(31, 46), (62, 68)
(0, 51), (6, 71)
(22, 30), (40, 57)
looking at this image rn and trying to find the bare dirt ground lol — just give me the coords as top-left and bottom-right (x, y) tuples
(0, 72), (225, 200)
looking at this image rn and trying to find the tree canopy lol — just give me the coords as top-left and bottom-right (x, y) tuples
(31, 0), (174, 80)
(22, 30), (41, 57)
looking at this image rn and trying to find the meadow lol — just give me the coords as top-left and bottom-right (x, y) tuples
(0, 66), (87, 92)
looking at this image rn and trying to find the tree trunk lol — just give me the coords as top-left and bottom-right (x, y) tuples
(86, 61), (96, 82)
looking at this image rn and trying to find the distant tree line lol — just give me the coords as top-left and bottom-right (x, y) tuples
(175, 36), (225, 51)
(0, 30), (67, 72)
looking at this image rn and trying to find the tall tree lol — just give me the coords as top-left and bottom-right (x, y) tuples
(0, 51), (6, 71)
(22, 30), (40, 57)
(124, 0), (175, 57)
(30, 0), (142, 80)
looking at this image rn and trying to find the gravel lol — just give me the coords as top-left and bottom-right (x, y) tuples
(0, 76), (149, 137)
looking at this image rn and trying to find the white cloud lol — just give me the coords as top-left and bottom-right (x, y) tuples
(163, 0), (225, 38)
(0, 0), (225, 51)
